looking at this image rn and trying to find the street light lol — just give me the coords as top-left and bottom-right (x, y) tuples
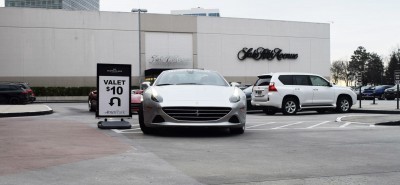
(131, 8), (147, 85)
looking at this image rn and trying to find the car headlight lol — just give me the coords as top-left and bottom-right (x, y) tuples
(229, 88), (241, 103)
(150, 88), (163, 102)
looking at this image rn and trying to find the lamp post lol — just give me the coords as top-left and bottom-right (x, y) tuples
(131, 8), (147, 86)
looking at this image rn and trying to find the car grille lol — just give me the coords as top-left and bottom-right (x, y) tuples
(162, 107), (232, 121)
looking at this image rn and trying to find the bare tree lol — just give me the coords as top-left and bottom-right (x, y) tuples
(330, 60), (345, 84)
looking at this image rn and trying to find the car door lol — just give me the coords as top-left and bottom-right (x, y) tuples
(309, 75), (335, 105)
(291, 75), (314, 106)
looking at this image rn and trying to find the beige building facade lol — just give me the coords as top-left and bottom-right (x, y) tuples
(0, 7), (330, 87)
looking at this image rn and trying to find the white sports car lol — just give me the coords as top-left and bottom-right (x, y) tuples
(138, 69), (247, 134)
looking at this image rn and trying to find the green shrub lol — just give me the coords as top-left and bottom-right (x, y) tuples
(31, 87), (95, 96)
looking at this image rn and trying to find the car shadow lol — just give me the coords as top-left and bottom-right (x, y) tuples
(149, 127), (243, 138)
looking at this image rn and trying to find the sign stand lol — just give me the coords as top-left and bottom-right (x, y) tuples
(97, 63), (132, 129)
(98, 118), (131, 129)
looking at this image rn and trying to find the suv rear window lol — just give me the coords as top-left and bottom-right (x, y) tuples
(255, 76), (272, 86)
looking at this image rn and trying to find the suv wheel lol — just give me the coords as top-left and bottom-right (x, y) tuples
(282, 98), (298, 115)
(336, 96), (351, 113)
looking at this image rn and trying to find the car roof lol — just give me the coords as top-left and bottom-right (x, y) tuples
(161, 68), (214, 73)
(257, 72), (323, 78)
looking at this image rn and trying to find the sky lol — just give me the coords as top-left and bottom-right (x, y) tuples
(1, 0), (399, 63)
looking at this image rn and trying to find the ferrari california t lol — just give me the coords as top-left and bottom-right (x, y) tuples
(139, 69), (246, 134)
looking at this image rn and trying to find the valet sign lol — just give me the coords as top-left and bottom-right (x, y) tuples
(97, 63), (131, 118)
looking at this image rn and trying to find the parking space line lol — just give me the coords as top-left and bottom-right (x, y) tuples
(246, 122), (276, 129)
(271, 122), (303, 129)
(339, 122), (352, 128)
(306, 121), (330, 129)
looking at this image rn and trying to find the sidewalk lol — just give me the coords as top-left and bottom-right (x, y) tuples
(0, 104), (53, 117)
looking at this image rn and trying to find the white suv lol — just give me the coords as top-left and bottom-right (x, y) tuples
(251, 73), (357, 115)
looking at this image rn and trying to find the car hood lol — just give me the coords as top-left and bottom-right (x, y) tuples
(153, 85), (235, 102)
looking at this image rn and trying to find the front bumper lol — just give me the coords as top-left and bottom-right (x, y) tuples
(142, 101), (246, 128)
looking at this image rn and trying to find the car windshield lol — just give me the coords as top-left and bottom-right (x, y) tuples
(154, 70), (229, 86)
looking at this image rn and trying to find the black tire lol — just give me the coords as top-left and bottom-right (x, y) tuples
(336, 96), (351, 113)
(9, 97), (20, 104)
(282, 97), (298, 115)
(88, 99), (95, 112)
(378, 94), (385, 100)
(263, 108), (276, 115)
(138, 104), (155, 135)
(230, 126), (245, 134)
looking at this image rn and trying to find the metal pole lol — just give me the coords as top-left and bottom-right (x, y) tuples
(359, 86), (362, 108)
(138, 11), (142, 85)
(397, 84), (399, 109)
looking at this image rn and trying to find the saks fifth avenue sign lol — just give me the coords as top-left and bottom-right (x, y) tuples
(237, 47), (298, 61)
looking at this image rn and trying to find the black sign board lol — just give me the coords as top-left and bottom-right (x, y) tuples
(356, 73), (362, 83)
(97, 63), (131, 118)
(395, 70), (400, 85)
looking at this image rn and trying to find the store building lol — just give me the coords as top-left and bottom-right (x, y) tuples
(0, 7), (330, 87)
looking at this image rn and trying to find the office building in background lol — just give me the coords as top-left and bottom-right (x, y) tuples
(171, 7), (220, 17)
(5, 0), (99, 11)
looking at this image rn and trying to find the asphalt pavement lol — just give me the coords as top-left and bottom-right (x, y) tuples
(1, 99), (399, 123)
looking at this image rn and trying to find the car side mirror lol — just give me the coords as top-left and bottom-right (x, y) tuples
(231, 82), (240, 87)
(329, 83), (334, 87)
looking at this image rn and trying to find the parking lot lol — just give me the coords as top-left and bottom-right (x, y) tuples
(1, 103), (400, 185)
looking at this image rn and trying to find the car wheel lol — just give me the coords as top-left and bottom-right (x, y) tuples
(378, 94), (385, 100)
(88, 99), (95, 112)
(9, 97), (20, 104)
(138, 104), (156, 135)
(336, 96), (351, 113)
(230, 126), (245, 134)
(263, 108), (276, 115)
(282, 97), (298, 115)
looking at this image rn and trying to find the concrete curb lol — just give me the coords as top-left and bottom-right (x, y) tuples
(350, 109), (400, 114)
(0, 109), (53, 117)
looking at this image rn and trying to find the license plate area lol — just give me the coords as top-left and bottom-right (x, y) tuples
(255, 90), (263, 97)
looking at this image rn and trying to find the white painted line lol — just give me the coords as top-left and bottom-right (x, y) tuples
(120, 128), (142, 131)
(111, 129), (123, 133)
(271, 122), (303, 129)
(369, 124), (375, 127)
(307, 121), (330, 129)
(246, 122), (276, 129)
(119, 131), (143, 134)
(339, 122), (352, 128)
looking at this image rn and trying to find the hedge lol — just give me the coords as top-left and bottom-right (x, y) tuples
(31, 86), (141, 96)
(31, 87), (95, 96)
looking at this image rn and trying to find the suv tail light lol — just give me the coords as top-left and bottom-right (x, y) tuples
(21, 90), (29, 94)
(269, 82), (277, 92)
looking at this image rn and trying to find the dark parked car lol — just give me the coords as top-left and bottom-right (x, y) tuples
(17, 82), (36, 103)
(0, 83), (30, 104)
(88, 90), (97, 112)
(373, 85), (393, 100)
(242, 86), (263, 112)
(353, 85), (372, 100)
(361, 85), (393, 100)
(384, 85), (399, 100)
